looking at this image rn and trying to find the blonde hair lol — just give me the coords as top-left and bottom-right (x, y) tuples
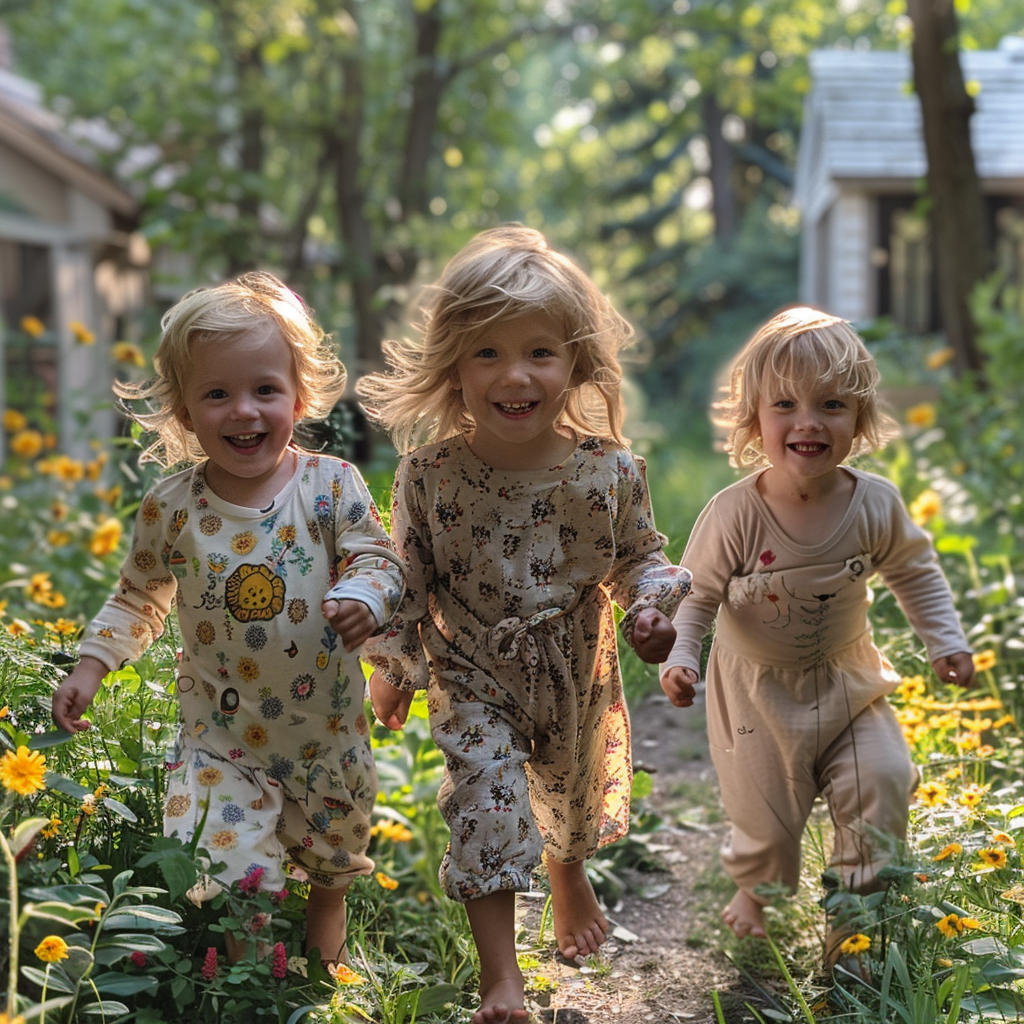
(714, 305), (899, 469)
(356, 224), (634, 452)
(116, 271), (346, 466)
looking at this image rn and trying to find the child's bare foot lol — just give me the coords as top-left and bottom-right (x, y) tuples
(722, 889), (767, 939)
(547, 858), (608, 960)
(472, 974), (529, 1024)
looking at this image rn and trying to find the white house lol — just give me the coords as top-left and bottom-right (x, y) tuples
(794, 39), (1024, 331)
(0, 67), (149, 459)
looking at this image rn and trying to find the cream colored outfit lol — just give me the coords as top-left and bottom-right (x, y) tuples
(662, 468), (967, 897)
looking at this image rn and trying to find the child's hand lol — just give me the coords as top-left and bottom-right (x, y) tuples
(52, 657), (108, 733)
(368, 671), (413, 731)
(322, 598), (377, 652)
(630, 607), (677, 663)
(932, 651), (976, 689)
(660, 666), (700, 708)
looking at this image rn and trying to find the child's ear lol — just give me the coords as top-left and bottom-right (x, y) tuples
(176, 406), (194, 432)
(293, 396), (305, 420)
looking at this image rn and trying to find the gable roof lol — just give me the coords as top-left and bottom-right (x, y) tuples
(0, 68), (138, 218)
(795, 39), (1024, 220)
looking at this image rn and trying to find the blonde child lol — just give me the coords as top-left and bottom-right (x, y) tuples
(52, 272), (405, 968)
(357, 225), (692, 1023)
(660, 306), (973, 959)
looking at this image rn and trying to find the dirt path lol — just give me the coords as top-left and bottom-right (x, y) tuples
(520, 691), (761, 1024)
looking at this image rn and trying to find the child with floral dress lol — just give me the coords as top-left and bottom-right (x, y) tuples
(52, 272), (405, 968)
(357, 225), (692, 1023)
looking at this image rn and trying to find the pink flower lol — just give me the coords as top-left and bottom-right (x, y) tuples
(271, 941), (288, 980)
(130, 951), (147, 968)
(201, 946), (218, 981)
(237, 865), (265, 896)
(759, 550), (776, 566)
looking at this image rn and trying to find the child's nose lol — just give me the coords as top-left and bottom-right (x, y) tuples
(499, 360), (531, 385)
(231, 395), (259, 418)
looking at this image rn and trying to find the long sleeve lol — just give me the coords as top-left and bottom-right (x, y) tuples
(322, 463), (406, 629)
(868, 479), (969, 660)
(78, 484), (181, 672)
(362, 457), (433, 692)
(607, 451), (692, 639)
(661, 492), (747, 675)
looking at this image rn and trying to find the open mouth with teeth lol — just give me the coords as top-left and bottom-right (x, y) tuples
(789, 442), (829, 454)
(495, 401), (537, 416)
(227, 432), (266, 450)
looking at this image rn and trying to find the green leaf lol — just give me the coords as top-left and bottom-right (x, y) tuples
(21, 900), (98, 925)
(96, 933), (168, 954)
(101, 796), (139, 822)
(79, 999), (131, 1016)
(44, 773), (93, 799)
(23, 882), (109, 905)
(20, 965), (77, 993)
(92, 971), (160, 995)
(11, 816), (48, 858)
(630, 770), (653, 800)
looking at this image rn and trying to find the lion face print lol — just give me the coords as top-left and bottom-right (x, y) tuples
(224, 563), (286, 622)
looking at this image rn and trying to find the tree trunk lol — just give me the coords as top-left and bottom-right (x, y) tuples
(907, 0), (988, 376)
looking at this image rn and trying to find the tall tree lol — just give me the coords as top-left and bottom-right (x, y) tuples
(906, 0), (988, 377)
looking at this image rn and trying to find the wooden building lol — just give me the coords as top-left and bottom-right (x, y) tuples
(794, 39), (1024, 330)
(0, 67), (148, 458)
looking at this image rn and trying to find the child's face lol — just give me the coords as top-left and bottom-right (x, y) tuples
(453, 311), (575, 471)
(178, 325), (301, 502)
(755, 379), (859, 484)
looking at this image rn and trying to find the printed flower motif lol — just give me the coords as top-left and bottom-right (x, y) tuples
(209, 829), (238, 851)
(243, 724), (269, 748)
(290, 674), (316, 702)
(34, 935), (69, 962)
(236, 657), (260, 682)
(164, 793), (192, 818)
(915, 780), (948, 808)
(224, 563), (286, 622)
(231, 531), (258, 555)
(976, 846), (1008, 870)
(201, 946), (218, 980)
(932, 842), (963, 861)
(0, 746), (46, 796)
(195, 766), (224, 788)
(758, 549), (775, 566)
(838, 933), (870, 955)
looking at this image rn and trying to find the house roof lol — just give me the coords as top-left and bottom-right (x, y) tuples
(795, 38), (1024, 218)
(0, 68), (138, 218)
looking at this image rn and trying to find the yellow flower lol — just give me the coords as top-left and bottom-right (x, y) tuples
(111, 341), (145, 367)
(6, 619), (33, 639)
(81, 793), (96, 815)
(960, 917), (981, 930)
(34, 935), (69, 963)
(1000, 884), (1024, 906)
(89, 517), (124, 557)
(926, 347), (955, 370)
(371, 820), (414, 843)
(9, 429), (44, 458)
(0, 1011), (27, 1024)
(20, 315), (45, 337)
(906, 403), (936, 429)
(51, 455), (85, 482)
(909, 489), (941, 526)
(96, 484), (122, 506)
(327, 961), (366, 985)
(47, 529), (73, 547)
(69, 320), (95, 345)
(936, 913), (965, 938)
(2, 409), (27, 433)
(990, 831), (1014, 845)
(959, 783), (988, 807)
(41, 817), (62, 839)
(24, 572), (54, 603)
(0, 745), (46, 795)
(977, 846), (1008, 869)
(915, 780), (948, 807)
(838, 933), (871, 955)
(973, 649), (997, 672)
(896, 675), (926, 702)
(375, 871), (399, 891)
(932, 842), (963, 861)
(955, 731), (981, 752)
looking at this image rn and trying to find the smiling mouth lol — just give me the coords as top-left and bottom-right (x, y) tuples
(496, 401), (537, 415)
(228, 433), (265, 449)
(789, 442), (829, 454)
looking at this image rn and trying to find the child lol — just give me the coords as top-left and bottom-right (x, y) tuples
(659, 306), (974, 958)
(52, 272), (405, 968)
(357, 225), (692, 1023)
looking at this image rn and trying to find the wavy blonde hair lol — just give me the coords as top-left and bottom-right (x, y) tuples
(714, 305), (899, 469)
(116, 271), (346, 466)
(356, 224), (634, 453)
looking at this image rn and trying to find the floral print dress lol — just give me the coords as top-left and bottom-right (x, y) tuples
(364, 434), (691, 901)
(79, 451), (405, 894)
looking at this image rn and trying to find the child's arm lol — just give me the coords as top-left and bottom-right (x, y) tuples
(630, 607), (677, 663)
(52, 656), (110, 733)
(368, 671), (414, 731)
(660, 666), (700, 708)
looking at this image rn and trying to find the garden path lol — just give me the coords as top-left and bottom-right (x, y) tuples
(520, 690), (763, 1024)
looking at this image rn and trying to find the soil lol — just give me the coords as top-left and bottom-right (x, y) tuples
(518, 690), (765, 1024)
